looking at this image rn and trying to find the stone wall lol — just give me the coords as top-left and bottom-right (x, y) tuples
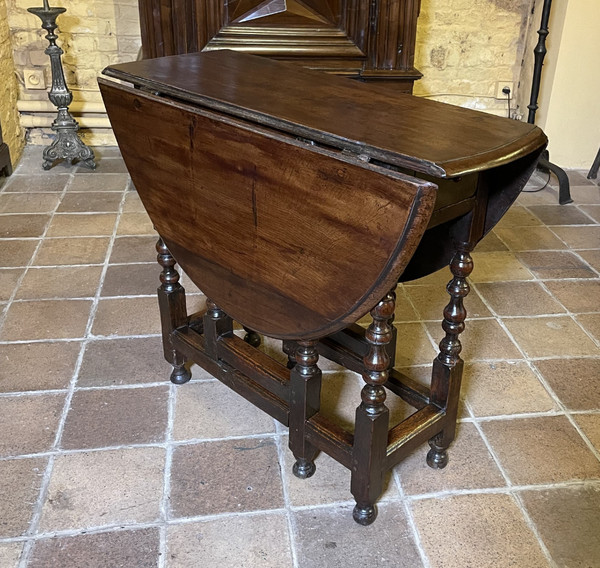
(414, 0), (535, 117)
(0, 1), (24, 166)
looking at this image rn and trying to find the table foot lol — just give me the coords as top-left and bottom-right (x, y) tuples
(353, 503), (377, 526)
(292, 458), (316, 479)
(170, 363), (192, 385)
(242, 326), (261, 348)
(426, 439), (449, 469)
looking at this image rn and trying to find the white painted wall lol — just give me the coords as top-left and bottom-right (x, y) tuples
(540, 0), (600, 169)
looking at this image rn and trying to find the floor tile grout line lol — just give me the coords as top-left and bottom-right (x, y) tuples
(0, 432), (285, 462)
(460, 409), (567, 423)
(17, 177), (130, 568)
(526, 363), (600, 463)
(392, 468), (432, 568)
(13, 169), (79, 568)
(461, 407), (599, 420)
(0, 332), (163, 345)
(0, 233), (159, 241)
(463, 399), (560, 567)
(463, 400), (513, 488)
(0, 173), (76, 335)
(509, 492), (560, 568)
(569, 249), (600, 278)
(507, 204), (600, 228)
(532, 279), (600, 349)
(467, 277), (600, 461)
(9, 291), (206, 303)
(273, 433), (300, 568)
(0, 507), (293, 546)
(2, 261), (161, 269)
(1, 187), (129, 193)
(404, 478), (600, 502)
(572, 312), (600, 351)
(158, 380), (177, 568)
(466, 244), (600, 460)
(544, 226), (600, 277)
(469, 278), (589, 381)
(572, 205), (600, 224)
(2, 477), (600, 547)
(0, 211), (121, 216)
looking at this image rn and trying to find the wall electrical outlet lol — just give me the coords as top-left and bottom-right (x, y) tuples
(495, 81), (514, 99)
(24, 69), (46, 90)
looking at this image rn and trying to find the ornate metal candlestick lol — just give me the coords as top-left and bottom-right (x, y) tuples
(28, 0), (95, 170)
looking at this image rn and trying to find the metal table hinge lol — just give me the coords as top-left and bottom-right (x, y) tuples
(341, 148), (371, 163)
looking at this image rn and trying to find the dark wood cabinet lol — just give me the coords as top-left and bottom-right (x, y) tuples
(138, 0), (422, 91)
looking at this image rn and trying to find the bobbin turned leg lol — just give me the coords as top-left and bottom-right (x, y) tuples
(351, 290), (395, 525)
(289, 340), (322, 479)
(156, 238), (191, 384)
(427, 243), (473, 469)
(282, 340), (298, 370)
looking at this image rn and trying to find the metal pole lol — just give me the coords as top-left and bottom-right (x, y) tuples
(527, 0), (552, 124)
(526, 0), (572, 204)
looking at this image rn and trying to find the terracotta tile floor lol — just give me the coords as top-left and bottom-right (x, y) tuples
(1, 146), (599, 567)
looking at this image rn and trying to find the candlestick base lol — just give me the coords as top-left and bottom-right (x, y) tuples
(42, 109), (96, 170)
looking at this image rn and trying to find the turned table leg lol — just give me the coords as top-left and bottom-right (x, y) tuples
(156, 238), (191, 384)
(282, 340), (298, 369)
(427, 242), (473, 468)
(351, 289), (395, 525)
(289, 340), (322, 478)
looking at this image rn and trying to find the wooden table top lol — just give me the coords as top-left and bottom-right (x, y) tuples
(103, 50), (547, 179)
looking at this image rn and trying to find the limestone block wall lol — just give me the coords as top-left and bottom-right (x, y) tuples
(414, 0), (535, 118)
(0, 1), (25, 166)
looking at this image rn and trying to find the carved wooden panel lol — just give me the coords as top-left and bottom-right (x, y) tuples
(138, 0), (422, 91)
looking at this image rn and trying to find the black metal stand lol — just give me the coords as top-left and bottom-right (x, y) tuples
(527, 0), (572, 204)
(28, 0), (95, 170)
(588, 147), (600, 180)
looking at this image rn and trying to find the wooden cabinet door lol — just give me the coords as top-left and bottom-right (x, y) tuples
(138, 0), (421, 90)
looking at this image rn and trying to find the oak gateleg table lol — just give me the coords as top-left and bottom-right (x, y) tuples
(99, 50), (547, 525)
